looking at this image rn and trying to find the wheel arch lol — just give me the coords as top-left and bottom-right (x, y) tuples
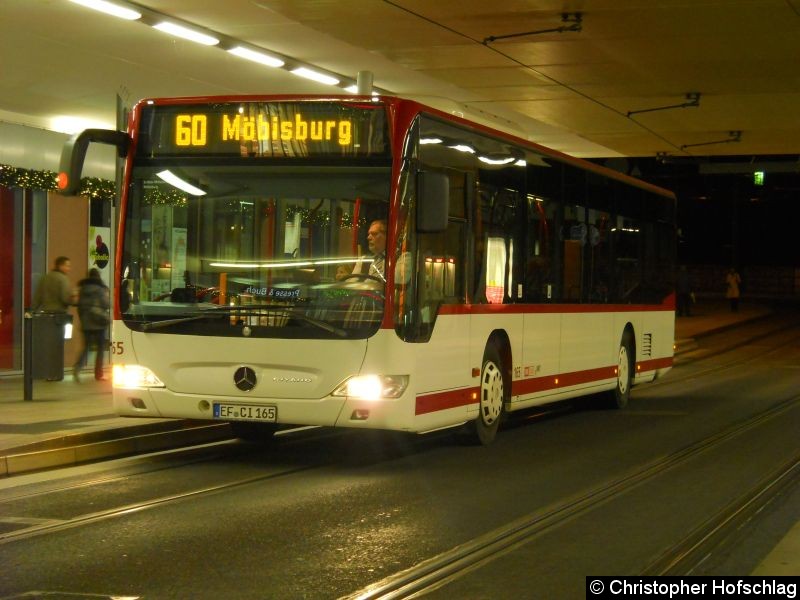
(620, 322), (637, 375)
(619, 321), (636, 364)
(486, 328), (512, 384)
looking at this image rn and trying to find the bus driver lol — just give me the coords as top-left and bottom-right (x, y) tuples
(353, 219), (387, 280)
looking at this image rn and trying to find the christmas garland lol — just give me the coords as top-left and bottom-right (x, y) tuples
(0, 163), (115, 202)
(285, 205), (367, 229)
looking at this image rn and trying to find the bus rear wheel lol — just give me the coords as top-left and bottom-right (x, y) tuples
(230, 422), (279, 443)
(607, 330), (634, 409)
(462, 344), (507, 445)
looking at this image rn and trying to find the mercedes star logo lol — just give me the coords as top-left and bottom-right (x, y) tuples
(233, 366), (257, 392)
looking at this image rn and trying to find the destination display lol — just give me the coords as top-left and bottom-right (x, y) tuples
(136, 101), (388, 158)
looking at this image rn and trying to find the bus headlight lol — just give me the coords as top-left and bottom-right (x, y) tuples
(113, 364), (165, 389)
(332, 375), (409, 401)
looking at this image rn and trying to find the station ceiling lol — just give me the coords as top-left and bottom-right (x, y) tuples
(3, 0), (800, 159)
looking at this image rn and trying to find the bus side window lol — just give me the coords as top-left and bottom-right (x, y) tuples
(474, 185), (519, 304)
(524, 196), (553, 303)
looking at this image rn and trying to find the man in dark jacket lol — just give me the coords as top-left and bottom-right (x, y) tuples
(73, 268), (110, 382)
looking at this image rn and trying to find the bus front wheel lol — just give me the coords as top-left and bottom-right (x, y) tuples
(462, 344), (507, 445)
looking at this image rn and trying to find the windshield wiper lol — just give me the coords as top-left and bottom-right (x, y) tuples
(288, 309), (347, 338)
(139, 313), (225, 331)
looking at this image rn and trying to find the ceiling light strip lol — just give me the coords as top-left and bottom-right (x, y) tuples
(290, 67), (340, 86)
(65, 0), (385, 94)
(227, 46), (284, 68)
(68, 0), (141, 20)
(152, 22), (219, 46)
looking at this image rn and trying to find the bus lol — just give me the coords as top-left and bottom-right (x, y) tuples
(59, 95), (676, 445)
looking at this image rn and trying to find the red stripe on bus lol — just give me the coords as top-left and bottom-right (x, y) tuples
(637, 356), (674, 371)
(415, 357), (673, 416)
(512, 366), (618, 395)
(415, 387), (477, 415)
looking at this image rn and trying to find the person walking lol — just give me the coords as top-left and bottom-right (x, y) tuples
(74, 268), (110, 382)
(725, 267), (741, 312)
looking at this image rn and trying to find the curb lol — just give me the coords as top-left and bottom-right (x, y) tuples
(0, 421), (232, 478)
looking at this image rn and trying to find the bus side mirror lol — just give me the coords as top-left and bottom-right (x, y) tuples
(416, 171), (449, 233)
(57, 129), (130, 196)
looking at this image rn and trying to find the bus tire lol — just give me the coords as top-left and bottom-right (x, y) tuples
(461, 344), (507, 445)
(607, 329), (634, 409)
(230, 422), (278, 443)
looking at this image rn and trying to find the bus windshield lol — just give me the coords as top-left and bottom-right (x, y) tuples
(119, 161), (391, 339)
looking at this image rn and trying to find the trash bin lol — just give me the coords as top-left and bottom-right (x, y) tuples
(31, 312), (72, 381)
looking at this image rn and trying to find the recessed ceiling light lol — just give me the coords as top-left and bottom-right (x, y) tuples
(227, 46), (284, 68)
(69, 0), (141, 20)
(291, 67), (339, 86)
(152, 22), (219, 46)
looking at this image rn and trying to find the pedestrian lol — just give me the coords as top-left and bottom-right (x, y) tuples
(74, 268), (110, 382)
(725, 267), (741, 312)
(32, 256), (76, 313)
(676, 265), (692, 317)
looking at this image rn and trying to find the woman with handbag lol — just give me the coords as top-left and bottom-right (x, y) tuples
(73, 268), (110, 382)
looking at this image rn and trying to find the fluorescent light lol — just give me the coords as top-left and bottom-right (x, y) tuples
(50, 116), (114, 134)
(228, 46), (284, 68)
(291, 67), (339, 86)
(152, 22), (219, 46)
(420, 138), (443, 145)
(479, 156), (515, 165)
(69, 0), (141, 20)
(157, 170), (206, 196)
(450, 144), (475, 154)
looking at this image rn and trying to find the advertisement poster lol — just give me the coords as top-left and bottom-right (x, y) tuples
(88, 226), (111, 286)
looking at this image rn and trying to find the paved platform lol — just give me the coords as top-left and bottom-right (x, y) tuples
(0, 300), (793, 576)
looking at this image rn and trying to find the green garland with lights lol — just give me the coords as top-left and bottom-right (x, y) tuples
(144, 188), (188, 207)
(0, 163), (115, 202)
(285, 205), (367, 228)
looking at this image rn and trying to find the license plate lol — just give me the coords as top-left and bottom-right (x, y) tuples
(213, 403), (277, 422)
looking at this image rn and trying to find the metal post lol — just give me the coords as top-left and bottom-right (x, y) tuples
(356, 71), (373, 96)
(23, 311), (32, 401)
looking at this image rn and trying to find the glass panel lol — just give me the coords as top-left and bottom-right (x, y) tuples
(524, 195), (558, 302)
(121, 162), (390, 339)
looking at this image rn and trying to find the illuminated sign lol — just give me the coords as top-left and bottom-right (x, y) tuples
(137, 101), (387, 158)
(173, 114), (353, 147)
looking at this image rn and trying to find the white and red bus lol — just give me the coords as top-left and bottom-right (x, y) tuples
(59, 95), (675, 445)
